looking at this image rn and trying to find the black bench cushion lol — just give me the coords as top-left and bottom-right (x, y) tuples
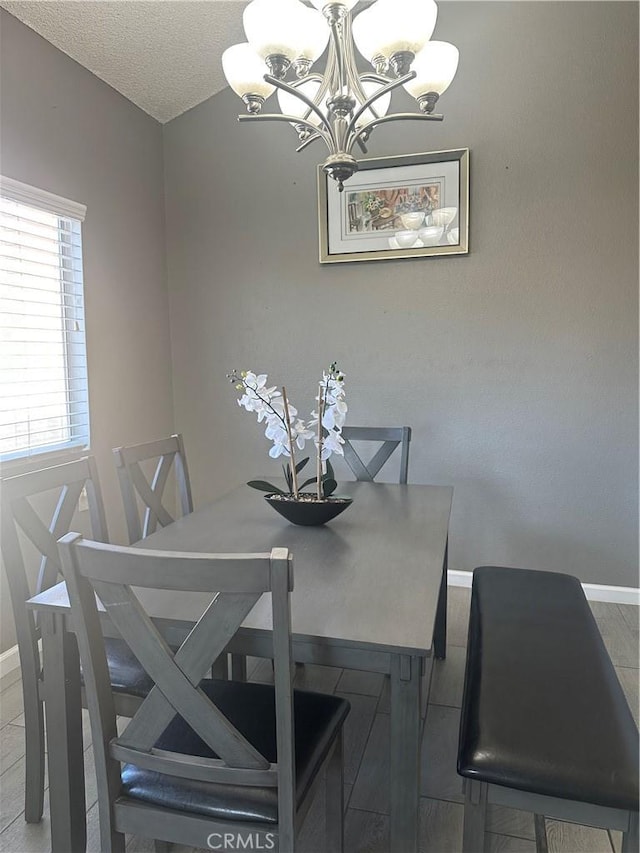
(120, 679), (350, 824)
(457, 566), (639, 811)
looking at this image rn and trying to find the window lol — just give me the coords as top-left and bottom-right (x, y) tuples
(0, 177), (89, 461)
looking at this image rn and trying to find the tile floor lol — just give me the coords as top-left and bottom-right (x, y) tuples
(0, 587), (637, 853)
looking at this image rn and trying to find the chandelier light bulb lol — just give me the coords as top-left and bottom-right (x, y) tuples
(277, 79), (323, 126)
(243, 0), (308, 69)
(403, 40), (459, 111)
(222, 43), (276, 109)
(352, 3), (388, 67)
(355, 81), (391, 127)
(353, 0), (437, 70)
(293, 3), (330, 68)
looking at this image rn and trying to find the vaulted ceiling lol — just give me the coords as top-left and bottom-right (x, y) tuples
(0, 1), (246, 123)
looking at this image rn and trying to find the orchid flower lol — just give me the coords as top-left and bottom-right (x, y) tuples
(227, 363), (346, 498)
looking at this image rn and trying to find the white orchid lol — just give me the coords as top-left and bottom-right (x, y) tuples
(292, 419), (314, 449)
(227, 364), (347, 499)
(321, 429), (345, 459)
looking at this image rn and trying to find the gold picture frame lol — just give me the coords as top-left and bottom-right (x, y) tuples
(318, 148), (469, 264)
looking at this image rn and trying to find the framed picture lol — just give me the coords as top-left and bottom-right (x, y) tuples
(318, 148), (469, 264)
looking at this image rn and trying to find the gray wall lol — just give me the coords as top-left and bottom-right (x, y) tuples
(0, 11), (175, 651)
(163, 1), (639, 587)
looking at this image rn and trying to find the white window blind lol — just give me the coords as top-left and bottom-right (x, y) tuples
(0, 176), (90, 461)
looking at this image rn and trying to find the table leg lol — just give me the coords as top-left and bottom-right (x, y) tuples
(41, 612), (86, 853)
(230, 653), (247, 681)
(390, 654), (421, 853)
(433, 538), (448, 660)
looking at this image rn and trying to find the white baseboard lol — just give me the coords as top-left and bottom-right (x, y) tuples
(0, 644), (21, 685)
(0, 573), (636, 685)
(448, 569), (640, 606)
(447, 570), (474, 589)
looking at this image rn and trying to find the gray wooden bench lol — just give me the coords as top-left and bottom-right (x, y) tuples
(457, 566), (639, 853)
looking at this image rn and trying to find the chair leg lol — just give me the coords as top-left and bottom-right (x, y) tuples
(230, 653), (247, 681)
(325, 732), (345, 853)
(622, 811), (639, 853)
(23, 689), (45, 823)
(462, 779), (487, 853)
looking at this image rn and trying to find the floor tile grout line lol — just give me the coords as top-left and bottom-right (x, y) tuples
(606, 827), (618, 853)
(425, 701), (462, 712)
(0, 807), (38, 839)
(0, 753), (26, 778)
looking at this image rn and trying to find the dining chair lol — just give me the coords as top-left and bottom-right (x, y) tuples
(113, 433), (193, 544)
(58, 534), (350, 853)
(0, 458), (152, 824)
(340, 426), (412, 484)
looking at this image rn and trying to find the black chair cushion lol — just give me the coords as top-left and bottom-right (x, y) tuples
(457, 566), (639, 811)
(120, 679), (350, 823)
(103, 637), (154, 697)
(79, 638), (153, 697)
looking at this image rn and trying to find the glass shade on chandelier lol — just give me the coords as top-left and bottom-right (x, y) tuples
(222, 0), (460, 190)
(352, 0), (438, 74)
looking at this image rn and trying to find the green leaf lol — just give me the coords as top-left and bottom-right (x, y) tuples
(322, 478), (337, 497)
(247, 480), (283, 494)
(325, 459), (335, 481)
(299, 477), (317, 490)
(282, 464), (293, 491)
(295, 457), (310, 474)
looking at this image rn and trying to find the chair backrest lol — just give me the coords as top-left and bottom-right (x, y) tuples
(340, 426), (412, 484)
(0, 457), (108, 687)
(113, 433), (193, 543)
(58, 535), (295, 846)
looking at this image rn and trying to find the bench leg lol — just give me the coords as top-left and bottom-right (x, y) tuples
(622, 811), (638, 853)
(463, 779), (487, 853)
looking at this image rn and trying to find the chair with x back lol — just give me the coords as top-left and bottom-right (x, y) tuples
(340, 426), (412, 484)
(113, 433), (193, 544)
(59, 535), (350, 853)
(0, 457), (152, 824)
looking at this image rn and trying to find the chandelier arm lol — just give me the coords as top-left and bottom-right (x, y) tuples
(345, 71), (417, 140)
(238, 112), (334, 150)
(263, 74), (336, 147)
(347, 112), (444, 152)
(287, 74), (325, 125)
(328, 18), (347, 94)
(345, 56), (382, 122)
(359, 72), (395, 86)
(314, 34), (338, 113)
(341, 13), (369, 106)
(296, 133), (323, 154)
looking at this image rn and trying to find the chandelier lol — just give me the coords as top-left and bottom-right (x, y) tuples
(222, 0), (459, 191)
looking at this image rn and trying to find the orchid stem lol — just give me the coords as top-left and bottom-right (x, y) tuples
(316, 383), (325, 500)
(281, 386), (300, 498)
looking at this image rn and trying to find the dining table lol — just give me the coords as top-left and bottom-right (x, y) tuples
(28, 479), (453, 853)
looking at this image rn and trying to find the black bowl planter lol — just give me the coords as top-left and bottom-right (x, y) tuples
(264, 493), (353, 526)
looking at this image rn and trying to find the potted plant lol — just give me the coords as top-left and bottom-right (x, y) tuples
(227, 363), (352, 525)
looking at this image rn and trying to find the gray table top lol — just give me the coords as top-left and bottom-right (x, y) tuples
(29, 481), (452, 657)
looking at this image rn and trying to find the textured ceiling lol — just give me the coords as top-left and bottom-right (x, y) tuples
(0, 0), (247, 123)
